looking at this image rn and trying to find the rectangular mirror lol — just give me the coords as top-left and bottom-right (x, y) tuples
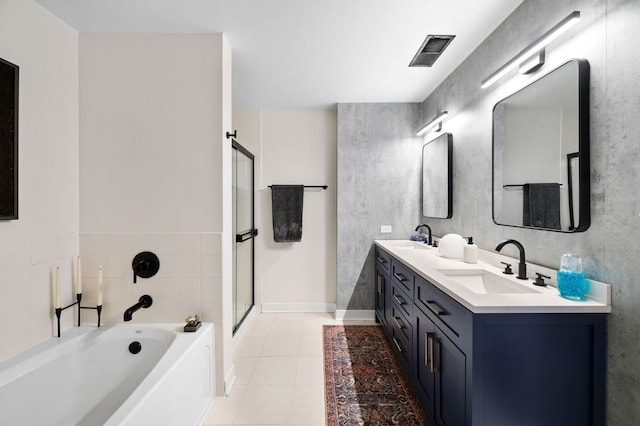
(0, 57), (18, 220)
(492, 59), (590, 232)
(422, 132), (452, 218)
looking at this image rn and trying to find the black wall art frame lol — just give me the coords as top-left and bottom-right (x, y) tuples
(0, 57), (18, 220)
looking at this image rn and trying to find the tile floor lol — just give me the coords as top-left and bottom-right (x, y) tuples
(201, 312), (374, 426)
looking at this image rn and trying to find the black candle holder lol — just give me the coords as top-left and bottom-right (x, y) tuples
(55, 293), (103, 338)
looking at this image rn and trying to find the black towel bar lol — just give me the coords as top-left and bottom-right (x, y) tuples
(268, 185), (327, 190)
(503, 183), (562, 188)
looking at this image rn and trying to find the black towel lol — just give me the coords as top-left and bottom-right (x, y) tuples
(523, 183), (561, 230)
(271, 185), (304, 242)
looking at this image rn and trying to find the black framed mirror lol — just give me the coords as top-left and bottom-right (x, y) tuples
(0, 57), (18, 220)
(492, 59), (590, 232)
(422, 132), (452, 219)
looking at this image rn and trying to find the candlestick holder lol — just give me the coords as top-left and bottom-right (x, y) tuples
(55, 293), (103, 337)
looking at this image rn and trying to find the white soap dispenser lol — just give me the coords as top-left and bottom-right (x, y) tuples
(463, 237), (478, 264)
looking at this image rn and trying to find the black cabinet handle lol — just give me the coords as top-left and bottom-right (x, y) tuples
(430, 336), (440, 373)
(392, 337), (404, 353)
(393, 294), (406, 305)
(425, 332), (435, 367)
(393, 272), (407, 282)
(393, 316), (405, 329)
(422, 299), (446, 316)
(377, 275), (384, 295)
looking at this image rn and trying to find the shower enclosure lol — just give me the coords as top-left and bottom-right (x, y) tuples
(232, 140), (256, 334)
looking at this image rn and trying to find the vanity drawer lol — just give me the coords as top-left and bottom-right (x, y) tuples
(391, 258), (414, 297)
(375, 247), (391, 272)
(390, 304), (412, 343)
(390, 307), (413, 370)
(391, 281), (412, 318)
(415, 275), (471, 344)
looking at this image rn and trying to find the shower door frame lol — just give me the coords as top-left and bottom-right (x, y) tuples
(232, 139), (256, 335)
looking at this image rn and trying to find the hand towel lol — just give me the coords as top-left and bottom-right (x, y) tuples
(271, 185), (304, 242)
(523, 183), (561, 230)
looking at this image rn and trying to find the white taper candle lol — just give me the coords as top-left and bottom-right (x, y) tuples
(97, 266), (103, 306)
(54, 267), (61, 309)
(76, 256), (82, 294)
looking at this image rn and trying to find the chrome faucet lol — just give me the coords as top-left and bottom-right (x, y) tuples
(124, 295), (153, 321)
(415, 224), (432, 245)
(495, 239), (527, 280)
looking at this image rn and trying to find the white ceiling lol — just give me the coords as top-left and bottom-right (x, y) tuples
(35, 0), (523, 109)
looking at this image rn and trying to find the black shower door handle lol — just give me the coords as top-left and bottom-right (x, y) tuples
(236, 229), (258, 243)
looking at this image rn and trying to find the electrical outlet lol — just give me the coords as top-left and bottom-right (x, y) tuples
(380, 225), (392, 233)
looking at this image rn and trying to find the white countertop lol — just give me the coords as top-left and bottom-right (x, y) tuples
(375, 240), (612, 314)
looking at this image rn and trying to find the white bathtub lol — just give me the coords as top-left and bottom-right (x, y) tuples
(0, 323), (214, 426)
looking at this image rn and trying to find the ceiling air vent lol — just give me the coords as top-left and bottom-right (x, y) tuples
(409, 35), (456, 67)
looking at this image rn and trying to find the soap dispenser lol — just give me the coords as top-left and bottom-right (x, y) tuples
(463, 237), (478, 264)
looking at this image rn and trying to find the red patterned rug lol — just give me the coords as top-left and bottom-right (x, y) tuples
(323, 325), (431, 425)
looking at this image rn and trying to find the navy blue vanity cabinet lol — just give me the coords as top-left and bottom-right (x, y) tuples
(376, 249), (608, 426)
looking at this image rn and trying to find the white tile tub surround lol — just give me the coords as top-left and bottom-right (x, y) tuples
(0, 234), (79, 362)
(79, 232), (222, 325)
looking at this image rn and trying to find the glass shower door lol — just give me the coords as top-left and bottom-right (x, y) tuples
(232, 141), (256, 334)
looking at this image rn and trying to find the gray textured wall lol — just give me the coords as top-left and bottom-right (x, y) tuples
(336, 103), (422, 311)
(419, 0), (639, 423)
(337, 0), (640, 422)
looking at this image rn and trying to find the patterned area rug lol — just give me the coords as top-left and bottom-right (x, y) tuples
(323, 325), (431, 425)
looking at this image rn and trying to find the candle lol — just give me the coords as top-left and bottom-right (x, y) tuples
(54, 267), (61, 309)
(76, 256), (82, 294)
(97, 266), (103, 306)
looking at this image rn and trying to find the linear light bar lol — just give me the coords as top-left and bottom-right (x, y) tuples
(481, 11), (581, 89)
(416, 111), (448, 136)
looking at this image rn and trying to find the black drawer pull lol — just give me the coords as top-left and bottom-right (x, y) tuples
(422, 299), (446, 316)
(393, 272), (407, 282)
(393, 294), (406, 305)
(392, 337), (405, 353)
(393, 316), (405, 329)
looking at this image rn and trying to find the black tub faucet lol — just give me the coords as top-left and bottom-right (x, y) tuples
(495, 239), (527, 280)
(415, 224), (432, 245)
(124, 295), (153, 321)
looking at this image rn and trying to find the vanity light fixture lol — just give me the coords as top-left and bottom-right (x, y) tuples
(416, 111), (448, 136)
(481, 11), (581, 89)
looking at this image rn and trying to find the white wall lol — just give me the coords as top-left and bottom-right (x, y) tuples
(0, 0), (79, 360)
(234, 109), (337, 313)
(79, 33), (232, 395)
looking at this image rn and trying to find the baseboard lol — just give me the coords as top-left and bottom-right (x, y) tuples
(334, 309), (376, 321)
(261, 302), (336, 313)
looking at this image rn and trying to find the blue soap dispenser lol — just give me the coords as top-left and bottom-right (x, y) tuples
(557, 253), (590, 300)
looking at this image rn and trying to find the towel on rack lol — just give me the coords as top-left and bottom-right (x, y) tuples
(271, 185), (304, 242)
(523, 183), (561, 229)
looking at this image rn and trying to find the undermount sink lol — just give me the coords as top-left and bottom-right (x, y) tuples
(392, 241), (431, 250)
(437, 269), (541, 294)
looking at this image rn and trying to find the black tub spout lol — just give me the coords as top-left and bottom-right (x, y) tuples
(124, 295), (153, 321)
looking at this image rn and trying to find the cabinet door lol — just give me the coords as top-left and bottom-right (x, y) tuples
(375, 266), (388, 326)
(416, 309), (437, 416)
(416, 308), (466, 426)
(434, 332), (466, 426)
